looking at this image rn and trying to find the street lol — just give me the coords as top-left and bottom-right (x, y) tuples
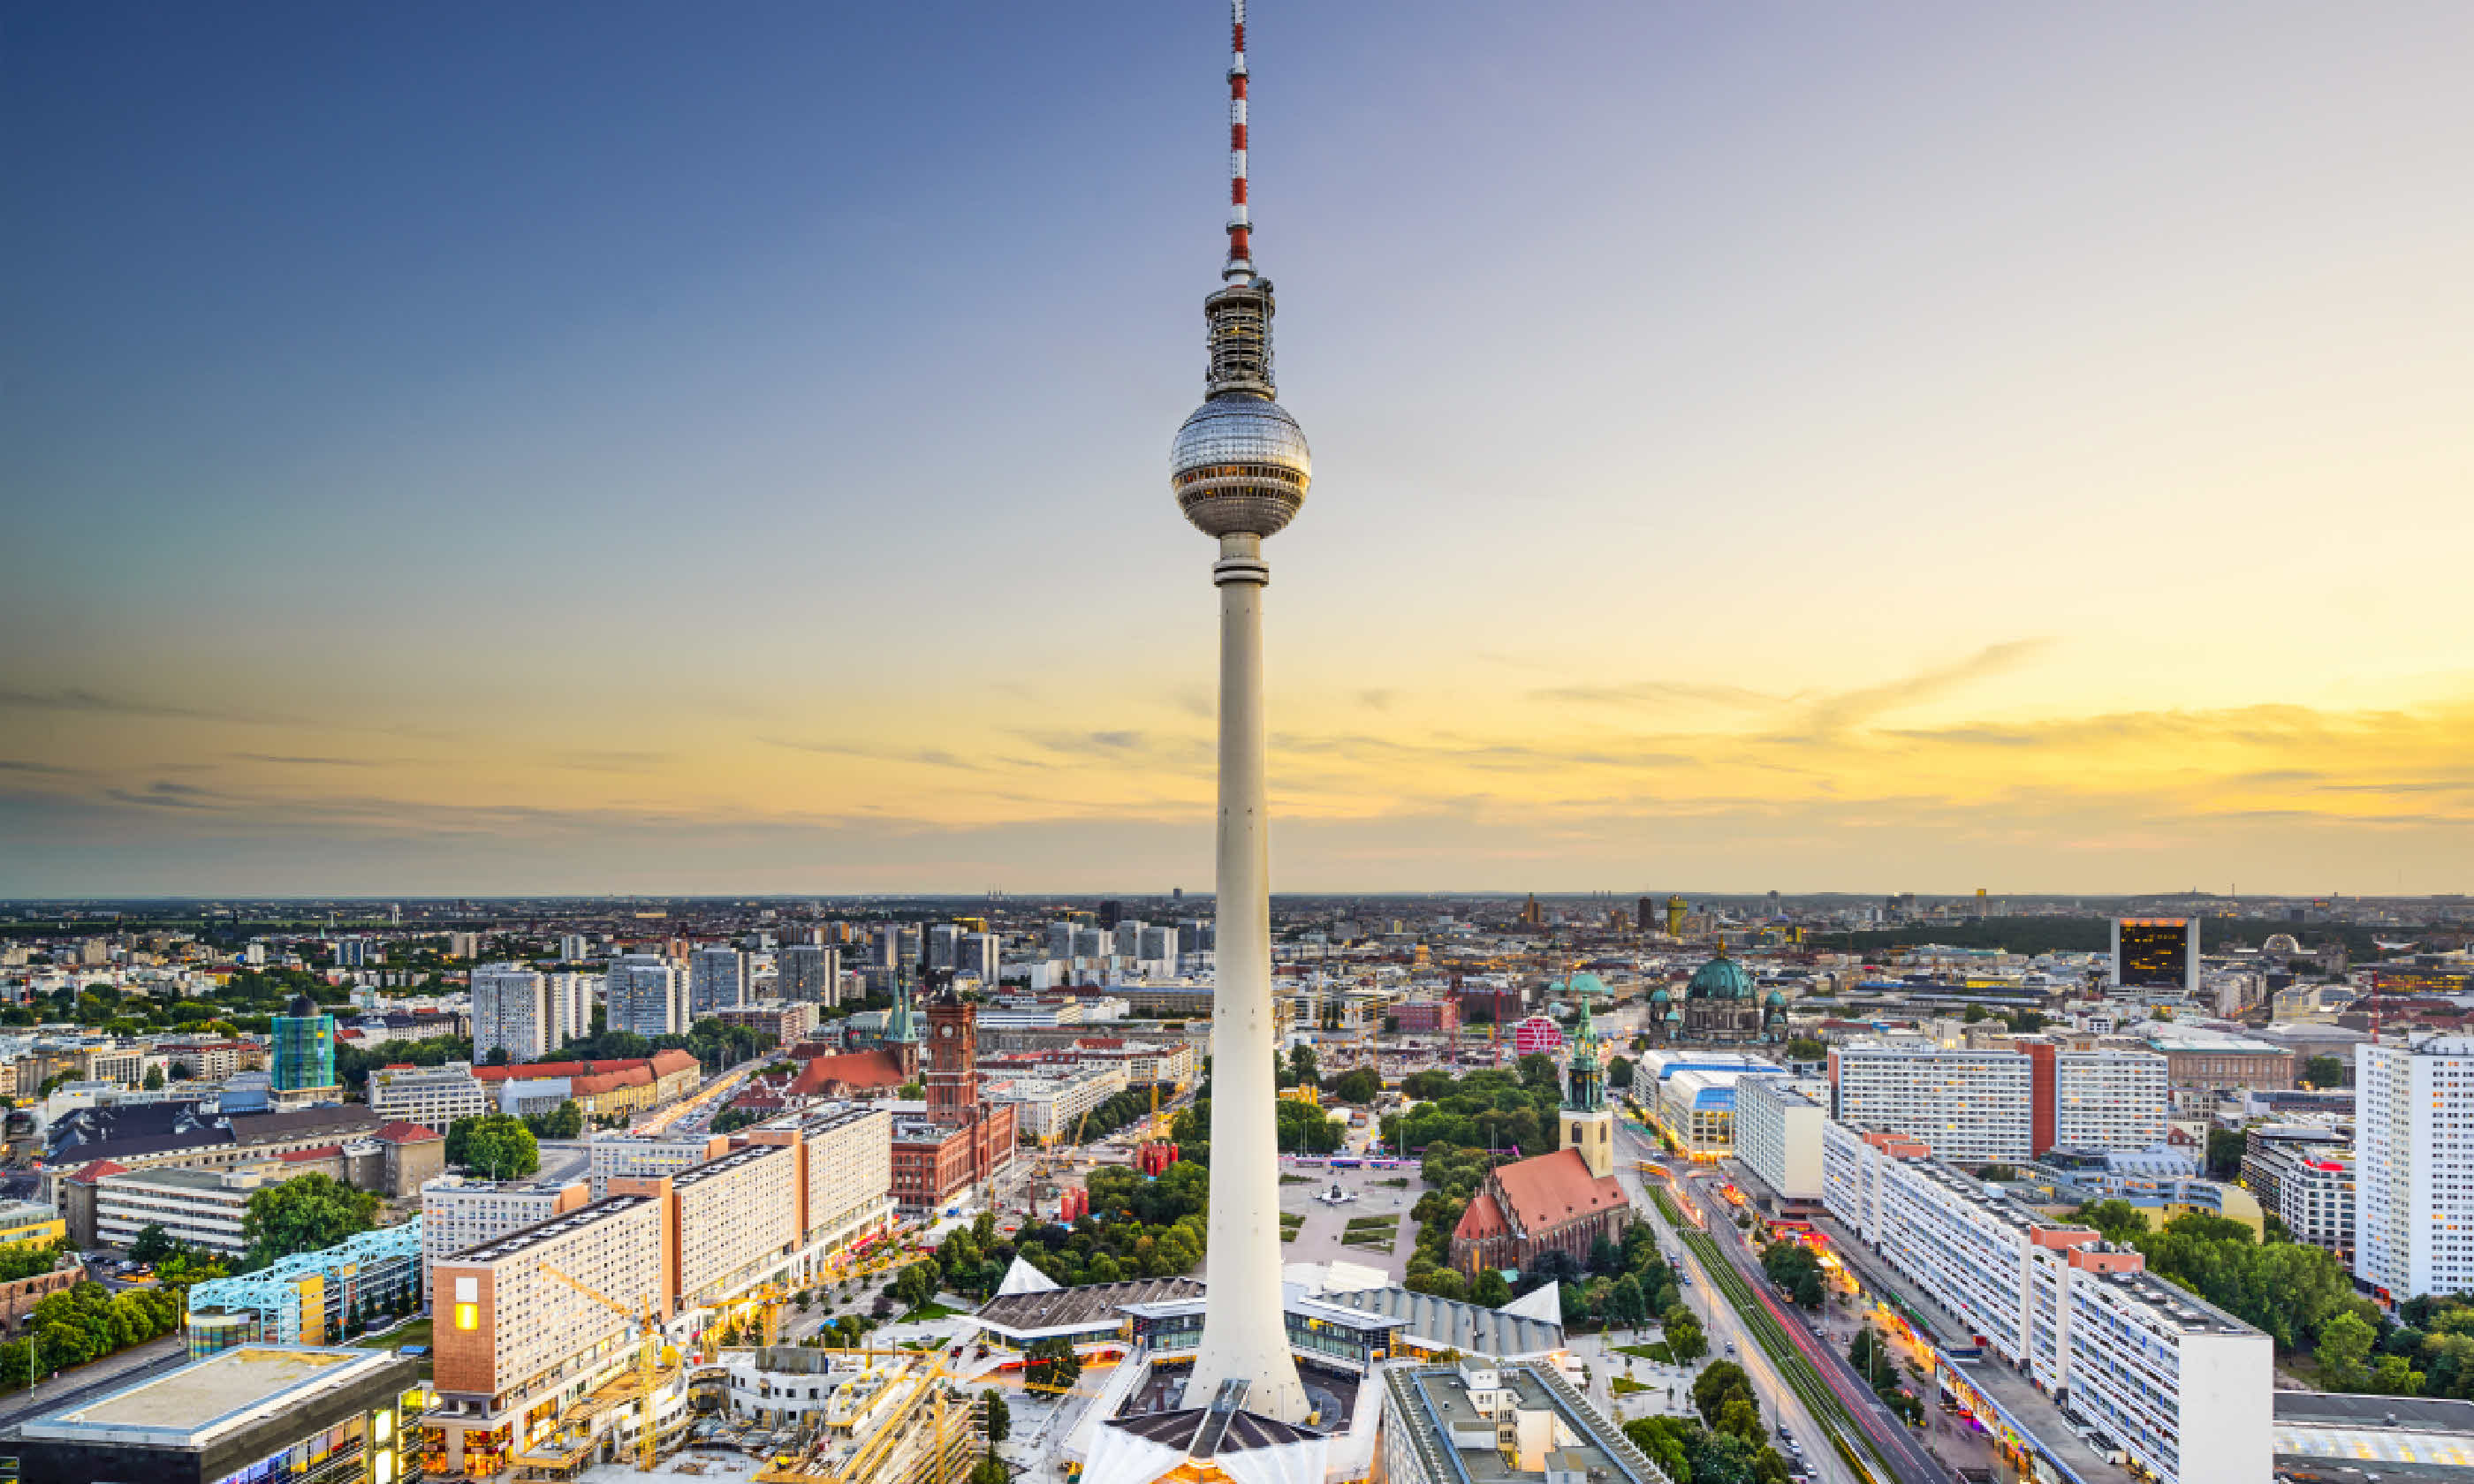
(1614, 1117), (1951, 1484)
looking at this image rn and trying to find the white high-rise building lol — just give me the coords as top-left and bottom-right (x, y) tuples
(547, 972), (595, 1047)
(955, 933), (1000, 983)
(923, 924), (964, 971)
(473, 964), (550, 1063)
(1734, 1075), (1826, 1201)
(1137, 925), (1180, 964)
(1830, 1041), (2167, 1165)
(687, 946), (748, 1017)
(1825, 1124), (2271, 1484)
(2356, 1034), (2474, 1298)
(558, 934), (590, 963)
(1830, 1044), (2032, 1164)
(607, 954), (685, 1039)
(2053, 1048), (2170, 1150)
(779, 944), (841, 1006)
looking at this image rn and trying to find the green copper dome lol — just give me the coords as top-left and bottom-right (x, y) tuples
(1650, 986), (1673, 1003)
(1687, 954), (1754, 1001)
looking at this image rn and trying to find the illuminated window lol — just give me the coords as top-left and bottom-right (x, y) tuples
(456, 1303), (478, 1330)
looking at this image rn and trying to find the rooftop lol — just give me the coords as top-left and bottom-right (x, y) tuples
(22, 1344), (399, 1446)
(975, 1276), (1205, 1337)
(451, 1193), (652, 1266)
(1384, 1361), (1673, 1484)
(1322, 1284), (1563, 1358)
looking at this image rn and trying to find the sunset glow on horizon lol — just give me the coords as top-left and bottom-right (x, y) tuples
(4, 1), (2470, 896)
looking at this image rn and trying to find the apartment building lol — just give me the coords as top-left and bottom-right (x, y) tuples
(425, 1108), (897, 1474)
(1825, 1127), (2270, 1484)
(93, 1165), (276, 1254)
(607, 953), (686, 1038)
(688, 945), (749, 1016)
(1831, 1044), (2033, 1164)
(473, 963), (552, 1063)
(590, 1132), (727, 1198)
(996, 1062), (1129, 1141)
(368, 1060), (489, 1127)
(779, 944), (841, 1006)
(793, 1104), (895, 1253)
(1829, 1041), (2167, 1165)
(2239, 1124), (2355, 1264)
(2355, 1034), (2474, 1298)
(421, 1174), (590, 1294)
(1734, 1075), (1826, 1202)
(668, 1140), (802, 1309)
(2050, 1048), (2170, 1151)
(429, 1193), (679, 1477)
(716, 1000), (816, 1049)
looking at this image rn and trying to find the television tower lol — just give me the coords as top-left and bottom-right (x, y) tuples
(1172, 0), (1311, 1425)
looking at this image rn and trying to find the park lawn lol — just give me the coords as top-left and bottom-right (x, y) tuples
(1615, 1342), (1676, 1363)
(902, 1302), (962, 1322)
(1611, 1377), (1648, 1395)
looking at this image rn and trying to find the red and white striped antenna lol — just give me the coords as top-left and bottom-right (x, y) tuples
(1224, 0), (1254, 282)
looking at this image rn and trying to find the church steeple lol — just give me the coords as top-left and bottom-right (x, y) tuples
(1558, 968), (1615, 1177)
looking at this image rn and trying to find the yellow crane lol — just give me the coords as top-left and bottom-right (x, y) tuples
(539, 1261), (666, 1474)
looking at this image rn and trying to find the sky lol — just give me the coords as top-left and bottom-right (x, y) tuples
(4, 1), (2471, 898)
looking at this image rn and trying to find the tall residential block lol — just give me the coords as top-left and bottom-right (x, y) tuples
(2356, 1034), (2474, 1298)
(780, 943), (842, 1006)
(607, 954), (685, 1039)
(687, 945), (748, 1017)
(1824, 1124), (2270, 1484)
(473, 963), (550, 1063)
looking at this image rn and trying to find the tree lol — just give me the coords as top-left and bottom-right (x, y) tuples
(446, 1114), (541, 1179)
(2303, 1055), (2348, 1089)
(1663, 1305), (1708, 1364)
(485, 1045), (512, 1066)
(1025, 1336), (1081, 1392)
(1793, 1268), (1825, 1311)
(1608, 1056), (1635, 1090)
(1692, 1362), (1757, 1433)
(1329, 1067), (1382, 1104)
(126, 1225), (177, 1264)
(2071, 1200), (2148, 1244)
(142, 1064), (165, 1091)
(982, 1388), (1013, 1444)
(2317, 1311), (2374, 1391)
(1470, 1269), (1513, 1308)
(242, 1174), (379, 1267)
(1783, 1037), (1827, 1062)
(1590, 1232), (1623, 1276)
(1605, 1274), (1650, 1331)
(1961, 1003), (1989, 1023)
(1286, 1044), (1320, 1089)
(2206, 1126), (2249, 1180)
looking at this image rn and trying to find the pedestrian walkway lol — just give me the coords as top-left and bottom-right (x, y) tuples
(1815, 1216), (2125, 1484)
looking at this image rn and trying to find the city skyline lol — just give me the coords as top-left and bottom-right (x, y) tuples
(7, 1), (2472, 897)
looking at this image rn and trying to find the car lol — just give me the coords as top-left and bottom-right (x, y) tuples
(1777, 1427), (1793, 1442)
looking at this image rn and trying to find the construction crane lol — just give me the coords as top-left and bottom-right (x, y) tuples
(539, 1261), (666, 1474)
(754, 1345), (966, 1484)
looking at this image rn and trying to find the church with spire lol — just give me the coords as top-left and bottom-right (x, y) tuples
(1447, 971), (1633, 1277)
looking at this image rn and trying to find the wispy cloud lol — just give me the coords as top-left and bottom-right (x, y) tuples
(763, 738), (994, 773)
(0, 686), (289, 726)
(550, 751), (672, 773)
(1786, 640), (2053, 740)
(232, 753), (388, 768)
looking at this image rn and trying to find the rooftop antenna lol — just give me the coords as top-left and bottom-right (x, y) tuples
(1224, 0), (1253, 282)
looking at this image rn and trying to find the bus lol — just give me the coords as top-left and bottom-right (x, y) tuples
(1328, 1156), (1362, 1169)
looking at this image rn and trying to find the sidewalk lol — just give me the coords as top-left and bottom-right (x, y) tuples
(1814, 1216), (2125, 1484)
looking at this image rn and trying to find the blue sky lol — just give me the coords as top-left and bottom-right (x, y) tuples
(4, 2), (2471, 896)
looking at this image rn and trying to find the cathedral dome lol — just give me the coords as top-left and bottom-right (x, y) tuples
(1764, 989), (1787, 1006)
(1686, 955), (1753, 1001)
(1650, 986), (1673, 1004)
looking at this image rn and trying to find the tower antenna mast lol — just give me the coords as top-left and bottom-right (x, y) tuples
(1225, 0), (1253, 281)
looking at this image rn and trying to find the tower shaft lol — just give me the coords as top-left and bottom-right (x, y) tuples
(1183, 532), (1307, 1422)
